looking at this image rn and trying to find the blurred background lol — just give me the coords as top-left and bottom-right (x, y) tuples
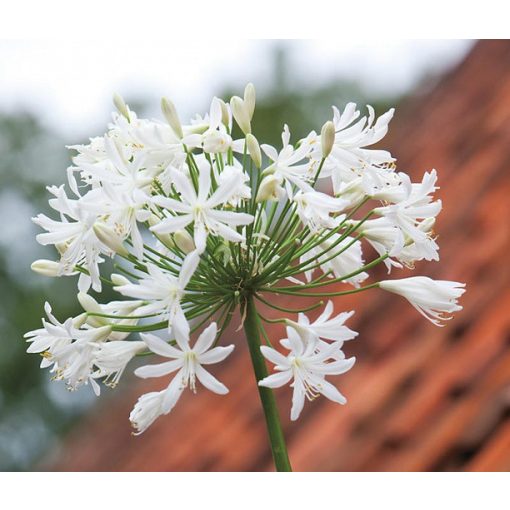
(2, 39), (509, 472)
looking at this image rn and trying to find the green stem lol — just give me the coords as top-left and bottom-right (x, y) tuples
(243, 294), (292, 472)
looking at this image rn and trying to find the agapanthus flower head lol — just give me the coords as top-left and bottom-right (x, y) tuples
(27, 83), (465, 470)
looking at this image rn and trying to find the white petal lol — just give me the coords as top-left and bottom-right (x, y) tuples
(198, 165), (211, 202)
(260, 346), (289, 366)
(195, 364), (229, 394)
(207, 209), (254, 226)
(171, 307), (190, 349)
(170, 168), (197, 205)
(258, 370), (292, 388)
(140, 333), (180, 358)
(135, 359), (182, 378)
(199, 345), (235, 364)
(179, 250), (200, 287)
(150, 214), (193, 235)
(290, 383), (306, 421)
(193, 322), (217, 354)
(152, 196), (192, 214)
(318, 379), (347, 404)
(161, 371), (186, 413)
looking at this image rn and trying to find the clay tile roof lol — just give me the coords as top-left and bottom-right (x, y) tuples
(45, 40), (510, 471)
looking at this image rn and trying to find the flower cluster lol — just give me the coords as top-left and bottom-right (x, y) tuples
(27, 84), (465, 436)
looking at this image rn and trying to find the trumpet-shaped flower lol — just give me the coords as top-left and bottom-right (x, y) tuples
(131, 322), (234, 433)
(259, 326), (356, 420)
(379, 276), (466, 326)
(374, 170), (442, 247)
(287, 301), (358, 345)
(114, 251), (200, 338)
(151, 165), (254, 252)
(261, 125), (313, 197)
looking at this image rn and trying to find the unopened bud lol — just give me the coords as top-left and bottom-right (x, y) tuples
(243, 83), (256, 120)
(246, 133), (262, 168)
(111, 273), (130, 286)
(77, 292), (102, 314)
(230, 96), (251, 135)
(256, 175), (283, 202)
(174, 229), (195, 254)
(218, 98), (230, 127)
(321, 120), (335, 158)
(113, 93), (130, 121)
(93, 223), (129, 257)
(77, 292), (106, 327)
(31, 259), (60, 277)
(161, 97), (183, 138)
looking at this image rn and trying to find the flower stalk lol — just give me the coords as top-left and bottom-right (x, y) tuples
(243, 294), (292, 472)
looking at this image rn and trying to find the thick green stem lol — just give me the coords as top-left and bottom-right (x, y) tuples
(243, 294), (292, 472)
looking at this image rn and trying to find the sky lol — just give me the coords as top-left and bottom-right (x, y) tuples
(0, 40), (473, 139)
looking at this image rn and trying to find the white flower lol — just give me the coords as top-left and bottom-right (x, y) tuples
(354, 217), (403, 272)
(256, 174), (286, 202)
(81, 184), (151, 258)
(114, 251), (200, 338)
(130, 322), (234, 433)
(261, 125), (313, 197)
(374, 170), (442, 247)
(32, 185), (104, 292)
(200, 97), (233, 153)
(151, 165), (254, 253)
(24, 302), (111, 395)
(93, 340), (146, 387)
(287, 301), (358, 345)
(129, 390), (168, 435)
(259, 326), (355, 420)
(77, 136), (158, 192)
(294, 190), (348, 232)
(319, 103), (395, 193)
(301, 234), (369, 287)
(379, 276), (466, 326)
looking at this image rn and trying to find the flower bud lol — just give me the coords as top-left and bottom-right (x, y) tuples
(243, 83), (256, 120)
(113, 93), (130, 121)
(218, 98), (230, 127)
(161, 97), (183, 138)
(246, 133), (262, 168)
(31, 259), (60, 277)
(174, 229), (196, 254)
(78, 292), (106, 328)
(111, 273), (130, 286)
(93, 222), (129, 257)
(256, 175), (284, 202)
(77, 292), (102, 314)
(321, 120), (335, 158)
(230, 96), (251, 135)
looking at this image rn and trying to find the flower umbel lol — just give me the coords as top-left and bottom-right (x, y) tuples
(27, 84), (465, 471)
